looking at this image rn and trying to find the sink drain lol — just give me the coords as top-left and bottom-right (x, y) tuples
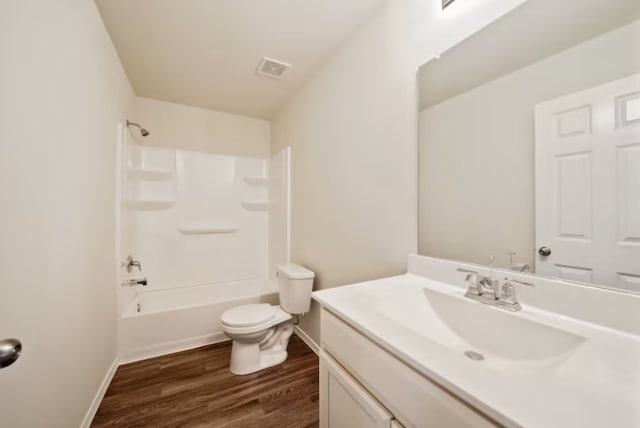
(464, 350), (485, 361)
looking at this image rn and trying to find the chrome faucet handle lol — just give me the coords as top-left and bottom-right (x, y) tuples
(456, 268), (479, 283)
(460, 270), (488, 296)
(499, 281), (519, 309)
(505, 277), (534, 287)
(457, 268), (482, 295)
(122, 255), (142, 273)
(499, 277), (534, 311)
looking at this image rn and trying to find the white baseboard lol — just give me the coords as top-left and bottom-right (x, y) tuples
(294, 325), (319, 355)
(81, 334), (230, 427)
(119, 332), (229, 365)
(80, 356), (119, 428)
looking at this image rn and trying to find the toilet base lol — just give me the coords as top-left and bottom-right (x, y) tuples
(229, 322), (294, 375)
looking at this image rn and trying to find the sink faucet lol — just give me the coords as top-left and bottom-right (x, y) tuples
(456, 268), (534, 311)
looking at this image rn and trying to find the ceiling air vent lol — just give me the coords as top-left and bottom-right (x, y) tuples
(442, 0), (456, 9)
(257, 57), (290, 79)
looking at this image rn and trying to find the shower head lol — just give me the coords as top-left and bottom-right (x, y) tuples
(126, 120), (150, 137)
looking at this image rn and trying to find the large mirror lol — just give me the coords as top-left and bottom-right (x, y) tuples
(418, 0), (640, 293)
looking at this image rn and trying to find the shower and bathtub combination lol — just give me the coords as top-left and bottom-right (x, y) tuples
(116, 122), (294, 364)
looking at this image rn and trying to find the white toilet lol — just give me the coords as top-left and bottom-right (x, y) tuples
(220, 263), (315, 375)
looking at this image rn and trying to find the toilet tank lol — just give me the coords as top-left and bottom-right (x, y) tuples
(277, 263), (315, 314)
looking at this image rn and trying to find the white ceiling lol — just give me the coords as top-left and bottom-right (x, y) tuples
(419, 0), (640, 110)
(96, 0), (385, 119)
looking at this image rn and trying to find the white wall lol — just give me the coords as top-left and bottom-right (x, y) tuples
(0, 1), (134, 427)
(132, 96), (270, 158)
(271, 0), (527, 344)
(419, 19), (640, 269)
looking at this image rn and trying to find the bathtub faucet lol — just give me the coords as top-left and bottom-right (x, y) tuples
(122, 255), (142, 273)
(121, 278), (148, 287)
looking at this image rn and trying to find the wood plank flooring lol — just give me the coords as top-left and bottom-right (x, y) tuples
(91, 335), (319, 428)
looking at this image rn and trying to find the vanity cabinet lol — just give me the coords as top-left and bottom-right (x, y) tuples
(320, 352), (394, 428)
(319, 308), (497, 428)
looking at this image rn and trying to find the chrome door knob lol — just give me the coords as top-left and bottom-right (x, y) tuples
(0, 338), (22, 368)
(538, 246), (552, 257)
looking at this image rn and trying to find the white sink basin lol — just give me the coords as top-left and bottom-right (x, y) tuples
(374, 286), (585, 366)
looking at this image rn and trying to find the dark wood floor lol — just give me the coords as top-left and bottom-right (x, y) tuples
(92, 335), (319, 428)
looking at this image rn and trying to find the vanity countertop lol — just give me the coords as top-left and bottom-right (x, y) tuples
(313, 273), (640, 428)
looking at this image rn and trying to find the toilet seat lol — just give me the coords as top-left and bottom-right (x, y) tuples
(221, 305), (291, 335)
(221, 304), (274, 327)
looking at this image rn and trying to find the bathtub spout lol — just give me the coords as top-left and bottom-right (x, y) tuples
(121, 278), (148, 287)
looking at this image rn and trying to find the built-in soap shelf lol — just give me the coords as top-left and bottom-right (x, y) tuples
(243, 176), (270, 186)
(126, 198), (175, 210)
(126, 162), (175, 210)
(242, 175), (269, 210)
(177, 224), (239, 235)
(242, 201), (270, 211)
(127, 167), (173, 181)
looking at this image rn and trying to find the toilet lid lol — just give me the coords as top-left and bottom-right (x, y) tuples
(221, 304), (275, 327)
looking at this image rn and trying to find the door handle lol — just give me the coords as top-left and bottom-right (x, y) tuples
(538, 246), (552, 257)
(0, 338), (22, 368)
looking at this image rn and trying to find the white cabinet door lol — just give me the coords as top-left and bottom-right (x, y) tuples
(535, 73), (640, 290)
(320, 351), (393, 428)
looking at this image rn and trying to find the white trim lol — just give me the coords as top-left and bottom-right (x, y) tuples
(80, 356), (119, 428)
(119, 332), (229, 364)
(284, 146), (292, 264)
(294, 325), (319, 355)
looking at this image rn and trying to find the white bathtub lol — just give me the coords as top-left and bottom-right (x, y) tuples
(118, 278), (279, 363)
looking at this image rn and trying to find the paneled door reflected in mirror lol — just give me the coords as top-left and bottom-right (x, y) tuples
(535, 76), (640, 290)
(417, 0), (640, 293)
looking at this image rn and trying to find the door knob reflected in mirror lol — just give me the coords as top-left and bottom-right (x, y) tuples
(0, 338), (22, 369)
(538, 246), (552, 257)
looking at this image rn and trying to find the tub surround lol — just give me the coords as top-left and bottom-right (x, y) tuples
(313, 255), (640, 427)
(123, 146), (271, 293)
